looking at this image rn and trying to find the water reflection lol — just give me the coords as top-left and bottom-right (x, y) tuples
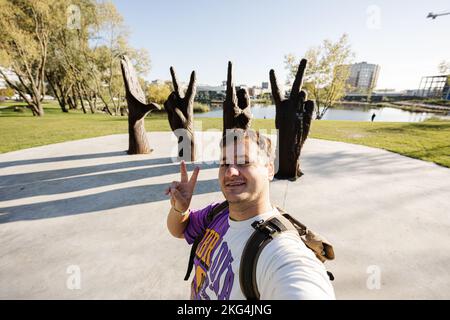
(196, 104), (450, 122)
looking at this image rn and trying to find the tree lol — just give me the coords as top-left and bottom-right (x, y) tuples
(88, 1), (150, 116)
(285, 34), (354, 120)
(45, 0), (97, 113)
(0, 0), (58, 116)
(438, 60), (450, 74)
(146, 81), (172, 105)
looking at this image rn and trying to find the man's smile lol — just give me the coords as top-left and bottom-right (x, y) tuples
(225, 180), (246, 188)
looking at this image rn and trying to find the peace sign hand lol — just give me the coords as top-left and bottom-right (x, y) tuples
(165, 160), (200, 212)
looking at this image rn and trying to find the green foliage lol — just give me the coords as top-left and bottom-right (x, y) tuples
(285, 34), (354, 119)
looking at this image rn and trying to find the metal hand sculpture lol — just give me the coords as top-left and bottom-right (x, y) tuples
(164, 67), (197, 161)
(120, 55), (161, 154)
(223, 61), (252, 134)
(270, 59), (315, 181)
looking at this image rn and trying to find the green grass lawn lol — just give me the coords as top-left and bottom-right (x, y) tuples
(1, 102), (449, 168)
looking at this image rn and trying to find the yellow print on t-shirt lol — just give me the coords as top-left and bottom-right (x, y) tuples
(195, 228), (220, 269)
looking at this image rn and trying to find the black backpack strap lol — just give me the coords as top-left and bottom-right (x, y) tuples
(184, 201), (229, 281)
(239, 215), (294, 300)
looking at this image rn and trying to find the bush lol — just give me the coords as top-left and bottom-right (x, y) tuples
(193, 102), (210, 113)
(13, 106), (27, 113)
(0, 87), (15, 98)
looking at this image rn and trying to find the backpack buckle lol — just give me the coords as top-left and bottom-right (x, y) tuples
(251, 220), (265, 230)
(251, 219), (279, 235)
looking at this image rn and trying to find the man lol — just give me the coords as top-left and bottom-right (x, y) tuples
(165, 129), (335, 300)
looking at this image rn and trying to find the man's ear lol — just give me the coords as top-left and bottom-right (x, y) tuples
(267, 161), (275, 181)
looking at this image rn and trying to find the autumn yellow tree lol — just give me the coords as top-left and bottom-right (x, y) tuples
(146, 81), (172, 105)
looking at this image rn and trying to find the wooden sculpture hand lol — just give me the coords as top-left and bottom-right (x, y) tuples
(223, 61), (252, 133)
(164, 67), (197, 161)
(120, 55), (161, 154)
(270, 59), (315, 180)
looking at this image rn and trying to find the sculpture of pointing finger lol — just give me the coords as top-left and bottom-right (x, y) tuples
(164, 67), (197, 161)
(270, 59), (314, 181)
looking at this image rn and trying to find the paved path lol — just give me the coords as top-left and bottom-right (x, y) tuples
(0, 132), (449, 299)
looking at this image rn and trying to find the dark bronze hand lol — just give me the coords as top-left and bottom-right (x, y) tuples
(270, 59), (314, 180)
(120, 55), (161, 154)
(223, 61), (252, 134)
(164, 67), (197, 161)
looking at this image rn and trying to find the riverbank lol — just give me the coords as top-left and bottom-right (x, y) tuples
(1, 102), (449, 168)
(338, 100), (450, 114)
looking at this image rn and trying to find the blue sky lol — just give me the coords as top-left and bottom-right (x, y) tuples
(111, 0), (450, 91)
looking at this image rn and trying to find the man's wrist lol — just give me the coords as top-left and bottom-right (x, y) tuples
(172, 206), (189, 216)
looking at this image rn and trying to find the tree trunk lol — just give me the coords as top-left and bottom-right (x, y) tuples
(97, 94), (113, 115)
(59, 99), (69, 113)
(82, 84), (95, 114)
(28, 101), (44, 116)
(45, 74), (68, 113)
(76, 84), (87, 114)
(67, 96), (76, 109)
(68, 87), (78, 110)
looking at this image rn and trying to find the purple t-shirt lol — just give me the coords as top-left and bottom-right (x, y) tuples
(184, 202), (233, 300)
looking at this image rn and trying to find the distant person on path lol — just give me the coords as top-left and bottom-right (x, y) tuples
(165, 128), (335, 300)
(371, 113), (376, 122)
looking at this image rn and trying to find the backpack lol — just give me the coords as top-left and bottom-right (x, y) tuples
(184, 201), (335, 300)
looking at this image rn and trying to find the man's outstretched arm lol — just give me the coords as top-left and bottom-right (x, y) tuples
(165, 161), (199, 239)
(256, 234), (336, 300)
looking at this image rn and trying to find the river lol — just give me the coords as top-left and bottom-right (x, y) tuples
(196, 103), (450, 122)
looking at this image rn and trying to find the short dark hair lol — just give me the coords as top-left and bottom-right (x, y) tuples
(220, 128), (274, 164)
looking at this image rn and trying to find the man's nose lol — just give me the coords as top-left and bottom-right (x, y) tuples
(225, 164), (240, 177)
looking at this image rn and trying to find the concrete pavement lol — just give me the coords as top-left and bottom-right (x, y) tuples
(0, 132), (449, 299)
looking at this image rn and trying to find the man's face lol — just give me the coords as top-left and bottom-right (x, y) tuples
(218, 139), (274, 204)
